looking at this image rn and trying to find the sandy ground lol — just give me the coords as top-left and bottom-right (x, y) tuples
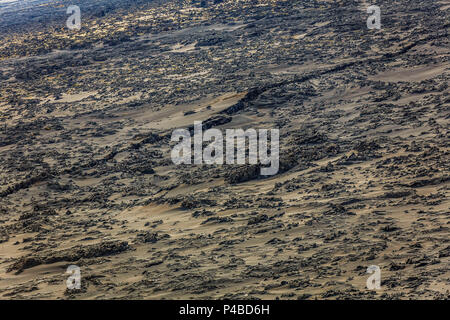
(0, 0), (449, 299)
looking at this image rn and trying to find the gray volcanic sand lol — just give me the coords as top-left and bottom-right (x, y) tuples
(0, 0), (449, 299)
